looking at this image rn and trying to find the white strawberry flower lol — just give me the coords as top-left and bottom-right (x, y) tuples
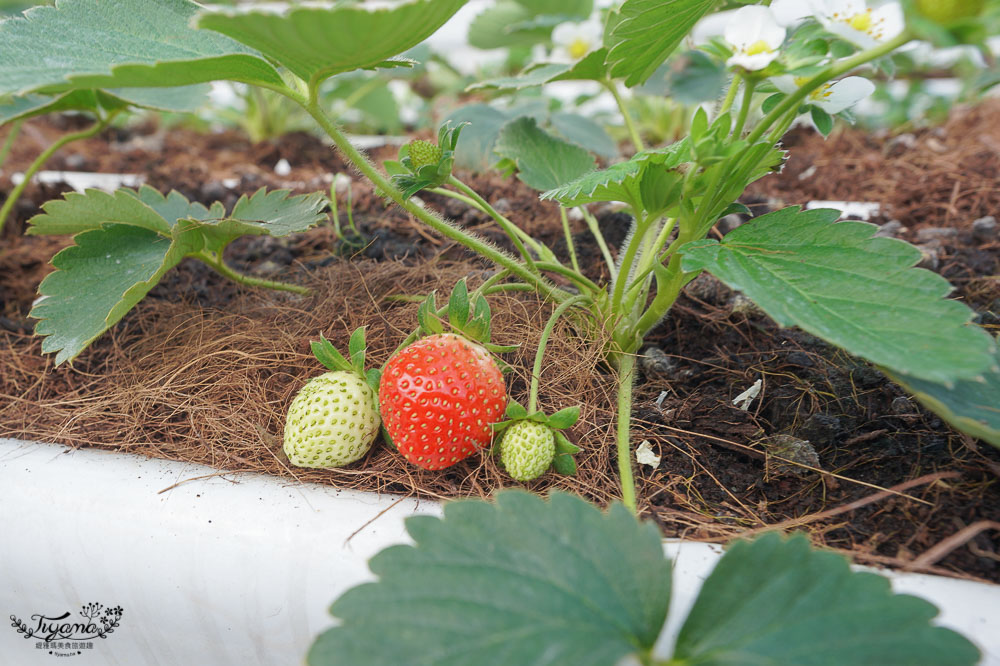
(772, 0), (904, 49)
(551, 17), (604, 63)
(773, 75), (876, 113)
(724, 6), (786, 71)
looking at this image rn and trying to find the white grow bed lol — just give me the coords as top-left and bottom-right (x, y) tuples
(0, 438), (997, 666)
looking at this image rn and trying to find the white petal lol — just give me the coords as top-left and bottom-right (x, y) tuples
(691, 9), (739, 44)
(815, 76), (875, 113)
(821, 18), (879, 48)
(870, 2), (904, 42)
(552, 22), (579, 47)
(771, 0), (816, 26)
(825, 0), (866, 16)
(725, 5), (784, 49)
(727, 50), (781, 71)
(771, 74), (799, 94)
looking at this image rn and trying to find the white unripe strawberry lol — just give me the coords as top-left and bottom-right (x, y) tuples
(283, 371), (380, 468)
(500, 420), (555, 481)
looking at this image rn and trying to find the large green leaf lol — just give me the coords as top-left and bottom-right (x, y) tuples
(606, 0), (717, 87)
(680, 207), (996, 384)
(541, 138), (691, 210)
(493, 116), (596, 192)
(197, 0), (466, 86)
(309, 490), (671, 666)
(512, 0), (592, 19)
(673, 533), (980, 665)
(0, 0), (282, 96)
(446, 104), (511, 171)
(468, 64), (572, 93)
(29, 186), (327, 364)
(31, 224), (192, 366)
(887, 346), (1000, 448)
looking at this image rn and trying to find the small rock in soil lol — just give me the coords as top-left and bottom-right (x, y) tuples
(492, 198), (513, 215)
(684, 273), (729, 305)
(762, 434), (821, 477)
(884, 132), (917, 157)
(874, 220), (906, 238)
(784, 351), (815, 368)
(640, 347), (679, 381)
(729, 293), (764, 317)
(201, 181), (228, 203)
(717, 214), (744, 235)
(795, 413), (843, 446)
(849, 363), (885, 389)
(916, 227), (958, 243)
(972, 215), (997, 242)
(974, 298), (1000, 327)
(891, 396), (916, 415)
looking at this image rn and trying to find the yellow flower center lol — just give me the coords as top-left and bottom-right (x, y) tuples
(847, 10), (872, 32)
(808, 82), (835, 101)
(568, 38), (590, 60)
(745, 39), (774, 56)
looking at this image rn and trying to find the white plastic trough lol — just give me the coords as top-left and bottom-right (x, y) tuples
(0, 438), (997, 666)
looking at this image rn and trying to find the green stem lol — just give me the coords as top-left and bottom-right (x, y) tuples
(0, 113), (114, 234)
(195, 250), (311, 295)
(296, 94), (566, 303)
(622, 217), (676, 314)
(631, 251), (689, 341)
(559, 206), (581, 274)
(719, 72), (741, 115)
(732, 77), (757, 138)
(611, 212), (651, 313)
(528, 295), (588, 413)
(534, 261), (601, 295)
(604, 79), (644, 152)
(615, 351), (638, 513)
(329, 181), (343, 240)
(580, 206), (616, 278)
(345, 185), (359, 236)
(0, 118), (23, 169)
(747, 30), (913, 145)
(340, 76), (384, 111)
(447, 175), (547, 270)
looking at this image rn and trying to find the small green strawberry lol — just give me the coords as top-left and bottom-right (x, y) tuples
(915, 0), (984, 23)
(407, 139), (442, 169)
(499, 420), (555, 481)
(284, 372), (380, 468)
(283, 328), (381, 469)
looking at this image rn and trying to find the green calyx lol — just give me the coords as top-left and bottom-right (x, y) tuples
(310, 326), (381, 395)
(416, 278), (517, 355)
(493, 400), (582, 476)
(387, 121), (467, 199)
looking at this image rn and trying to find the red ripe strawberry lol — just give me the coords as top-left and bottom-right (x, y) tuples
(379, 333), (506, 470)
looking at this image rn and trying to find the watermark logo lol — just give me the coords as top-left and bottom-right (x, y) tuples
(9, 603), (124, 658)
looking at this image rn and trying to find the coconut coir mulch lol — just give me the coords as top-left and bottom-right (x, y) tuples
(1, 103), (998, 582)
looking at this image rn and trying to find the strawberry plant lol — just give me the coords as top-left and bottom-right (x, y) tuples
(0, 0), (994, 661)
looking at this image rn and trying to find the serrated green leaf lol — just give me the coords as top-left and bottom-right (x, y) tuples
(674, 533), (980, 664)
(493, 116), (596, 192)
(679, 207), (996, 384)
(886, 346), (1000, 448)
(0, 0), (283, 96)
(309, 490), (671, 666)
(552, 451), (578, 475)
(196, 188), (328, 252)
(418, 291), (444, 336)
(549, 47), (610, 83)
(547, 405), (580, 429)
(468, 63), (571, 92)
(30, 224), (193, 365)
(197, 0), (465, 86)
(606, 0), (716, 87)
(541, 138), (690, 209)
(312, 335), (351, 373)
(28, 188), (176, 236)
(0, 90), (98, 125)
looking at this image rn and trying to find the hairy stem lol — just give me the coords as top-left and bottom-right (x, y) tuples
(297, 94), (566, 303)
(580, 206), (617, 278)
(732, 77), (757, 138)
(528, 295), (589, 413)
(615, 351), (638, 513)
(559, 206), (581, 274)
(719, 73), (741, 115)
(0, 113), (115, 233)
(195, 250), (311, 295)
(605, 79), (644, 152)
(611, 212), (651, 313)
(448, 176), (548, 270)
(0, 118), (23, 169)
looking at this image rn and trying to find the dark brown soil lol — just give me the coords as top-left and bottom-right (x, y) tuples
(1, 103), (998, 582)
